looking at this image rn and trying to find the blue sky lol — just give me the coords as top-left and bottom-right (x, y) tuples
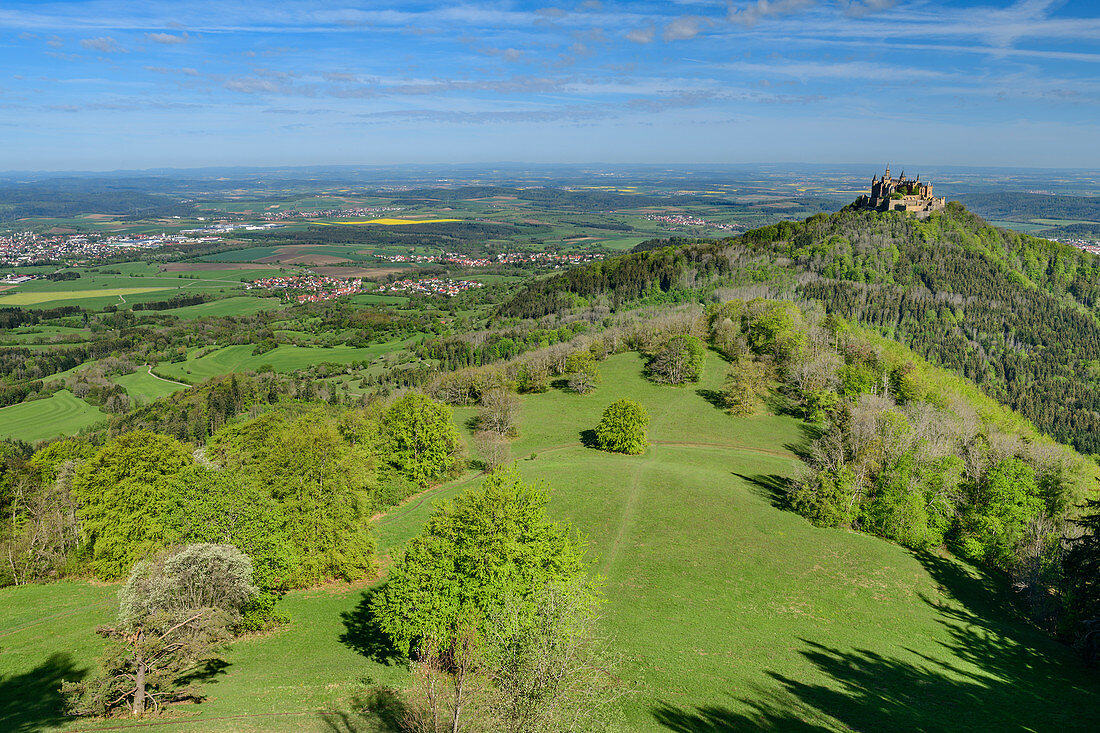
(0, 0), (1097, 171)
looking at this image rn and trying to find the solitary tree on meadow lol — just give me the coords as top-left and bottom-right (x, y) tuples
(594, 399), (649, 455)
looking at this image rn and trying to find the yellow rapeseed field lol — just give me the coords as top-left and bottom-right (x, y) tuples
(320, 218), (462, 225)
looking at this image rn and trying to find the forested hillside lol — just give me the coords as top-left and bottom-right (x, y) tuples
(502, 202), (1100, 454)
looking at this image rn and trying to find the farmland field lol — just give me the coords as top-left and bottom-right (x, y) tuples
(113, 367), (189, 402)
(0, 287), (171, 306)
(4, 352), (1099, 731)
(0, 390), (107, 443)
(159, 296), (287, 319)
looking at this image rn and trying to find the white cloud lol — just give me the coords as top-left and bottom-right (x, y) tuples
(80, 36), (126, 53)
(626, 25), (655, 44)
(663, 16), (707, 42)
(146, 32), (190, 44)
(728, 0), (816, 28)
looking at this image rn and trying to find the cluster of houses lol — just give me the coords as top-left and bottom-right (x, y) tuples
(179, 222), (284, 235)
(1053, 236), (1100, 255)
(259, 206), (404, 221)
(244, 274), (366, 303)
(0, 231), (216, 266)
(645, 213), (740, 231)
(379, 278), (484, 297)
(376, 250), (605, 268)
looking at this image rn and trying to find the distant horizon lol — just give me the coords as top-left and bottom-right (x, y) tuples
(2, 160), (1099, 179)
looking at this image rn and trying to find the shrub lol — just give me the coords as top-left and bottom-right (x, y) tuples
(595, 399), (649, 455)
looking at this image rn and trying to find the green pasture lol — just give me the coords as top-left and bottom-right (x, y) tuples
(349, 293), (409, 306)
(988, 220), (1051, 233)
(0, 326), (87, 344)
(0, 271), (254, 309)
(198, 244), (372, 263)
(156, 340), (411, 382)
(113, 368), (189, 402)
(1029, 218), (1100, 226)
(3, 352), (1100, 731)
(198, 246), (288, 263)
(0, 390), (107, 443)
(159, 297), (287, 319)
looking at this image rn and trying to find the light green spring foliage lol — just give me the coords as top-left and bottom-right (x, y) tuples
(162, 466), (294, 593)
(71, 431), (193, 579)
(381, 392), (462, 487)
(957, 457), (1043, 567)
(26, 438), (96, 483)
(595, 399), (650, 455)
(372, 466), (590, 655)
(210, 410), (377, 586)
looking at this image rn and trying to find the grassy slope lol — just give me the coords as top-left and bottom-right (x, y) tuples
(158, 297), (287, 319)
(0, 390), (107, 443)
(114, 368), (189, 402)
(2, 352), (1099, 731)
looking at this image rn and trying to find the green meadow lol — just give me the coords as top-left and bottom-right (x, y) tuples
(0, 390), (107, 443)
(0, 270), (257, 309)
(159, 296), (287, 319)
(113, 368), (189, 402)
(3, 352), (1099, 731)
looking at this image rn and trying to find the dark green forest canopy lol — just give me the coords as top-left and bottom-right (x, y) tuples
(502, 203), (1100, 454)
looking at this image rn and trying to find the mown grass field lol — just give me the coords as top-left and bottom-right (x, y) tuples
(0, 269), (258, 309)
(3, 352), (1100, 732)
(113, 368), (189, 402)
(159, 296), (287, 319)
(0, 390), (107, 443)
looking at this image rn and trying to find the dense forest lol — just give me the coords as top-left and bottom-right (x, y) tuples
(502, 203), (1100, 454)
(957, 192), (1100, 221)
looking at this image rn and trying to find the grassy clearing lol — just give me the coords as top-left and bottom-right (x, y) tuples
(159, 297), (287, 319)
(3, 352), (1100, 732)
(0, 390), (107, 443)
(114, 368), (189, 402)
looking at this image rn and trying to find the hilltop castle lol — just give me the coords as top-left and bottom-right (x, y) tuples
(855, 167), (946, 217)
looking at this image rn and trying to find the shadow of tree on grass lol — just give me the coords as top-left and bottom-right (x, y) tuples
(655, 552), (1100, 732)
(0, 652), (87, 733)
(782, 553), (1100, 731)
(318, 686), (407, 733)
(652, 696), (831, 732)
(339, 586), (405, 667)
(733, 473), (792, 509)
(580, 428), (600, 449)
(696, 389), (728, 411)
